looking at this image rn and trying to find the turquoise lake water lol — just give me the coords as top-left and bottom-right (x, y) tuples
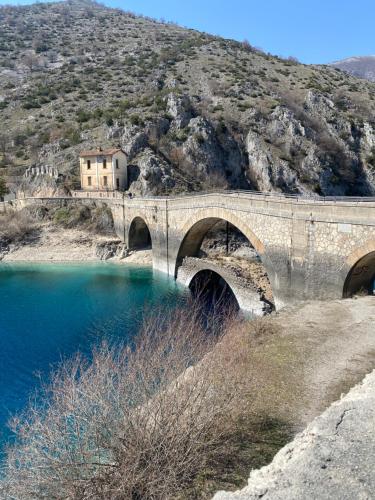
(0, 263), (185, 454)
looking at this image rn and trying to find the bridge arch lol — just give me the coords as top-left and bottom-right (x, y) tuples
(128, 216), (152, 251)
(174, 208), (277, 309)
(343, 240), (375, 297)
(175, 209), (267, 276)
(179, 259), (272, 316)
(176, 209), (266, 267)
(188, 268), (240, 313)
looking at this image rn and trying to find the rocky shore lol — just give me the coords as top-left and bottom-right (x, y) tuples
(0, 223), (152, 266)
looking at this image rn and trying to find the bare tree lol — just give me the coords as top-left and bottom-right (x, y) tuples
(201, 170), (229, 192)
(242, 39), (253, 52)
(47, 50), (58, 64)
(0, 176), (8, 200)
(21, 50), (39, 72)
(0, 301), (249, 499)
(148, 123), (161, 154)
(287, 56), (300, 64)
(169, 145), (186, 168)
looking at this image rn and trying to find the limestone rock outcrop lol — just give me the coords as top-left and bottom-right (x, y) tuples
(167, 93), (193, 130)
(129, 148), (176, 195)
(95, 241), (127, 260)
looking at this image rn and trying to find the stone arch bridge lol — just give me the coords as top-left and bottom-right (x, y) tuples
(9, 190), (375, 311)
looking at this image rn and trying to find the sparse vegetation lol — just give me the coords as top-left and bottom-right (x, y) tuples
(1, 1), (375, 196)
(0, 209), (39, 243)
(0, 301), (287, 499)
(51, 204), (114, 234)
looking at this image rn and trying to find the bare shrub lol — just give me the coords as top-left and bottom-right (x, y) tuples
(169, 145), (188, 169)
(287, 56), (299, 64)
(0, 209), (39, 243)
(52, 205), (114, 234)
(241, 39), (253, 52)
(0, 133), (7, 154)
(21, 50), (40, 72)
(201, 170), (229, 191)
(0, 302), (250, 499)
(278, 91), (324, 134)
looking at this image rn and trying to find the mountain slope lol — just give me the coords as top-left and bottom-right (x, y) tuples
(1, 0), (375, 196)
(331, 56), (375, 82)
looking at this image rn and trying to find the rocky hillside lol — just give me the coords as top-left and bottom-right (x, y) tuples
(331, 56), (375, 82)
(1, 0), (375, 196)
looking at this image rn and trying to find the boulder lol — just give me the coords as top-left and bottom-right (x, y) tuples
(95, 241), (125, 261)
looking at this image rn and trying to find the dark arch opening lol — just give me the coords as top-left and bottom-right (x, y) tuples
(343, 251), (375, 298)
(128, 217), (152, 251)
(176, 218), (274, 309)
(189, 269), (240, 316)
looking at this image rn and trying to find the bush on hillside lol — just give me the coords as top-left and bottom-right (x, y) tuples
(52, 205), (114, 234)
(0, 176), (8, 198)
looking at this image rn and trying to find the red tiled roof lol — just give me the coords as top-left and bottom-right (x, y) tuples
(79, 148), (126, 157)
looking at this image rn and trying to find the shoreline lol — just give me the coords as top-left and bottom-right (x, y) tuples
(1, 251), (153, 267)
(1, 224), (153, 266)
(0, 258), (153, 267)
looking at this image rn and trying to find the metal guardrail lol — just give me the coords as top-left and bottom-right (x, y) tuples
(70, 189), (375, 204)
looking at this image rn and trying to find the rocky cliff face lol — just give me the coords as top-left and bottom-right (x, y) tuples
(1, 1), (375, 196)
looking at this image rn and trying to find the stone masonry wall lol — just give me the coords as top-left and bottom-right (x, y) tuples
(16, 192), (375, 309)
(177, 257), (269, 316)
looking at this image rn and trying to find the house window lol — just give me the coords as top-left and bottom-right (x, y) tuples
(87, 159), (91, 170)
(103, 159), (107, 169)
(116, 159), (119, 169)
(116, 178), (120, 189)
(103, 176), (108, 187)
(88, 176), (92, 187)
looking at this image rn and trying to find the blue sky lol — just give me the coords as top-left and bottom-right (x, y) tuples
(2, 0), (374, 64)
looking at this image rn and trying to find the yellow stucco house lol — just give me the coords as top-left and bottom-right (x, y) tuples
(79, 148), (128, 191)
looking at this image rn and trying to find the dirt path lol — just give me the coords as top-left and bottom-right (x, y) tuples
(237, 296), (375, 431)
(214, 298), (375, 499)
(203, 297), (375, 496)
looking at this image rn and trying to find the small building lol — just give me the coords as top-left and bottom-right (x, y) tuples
(79, 148), (128, 191)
